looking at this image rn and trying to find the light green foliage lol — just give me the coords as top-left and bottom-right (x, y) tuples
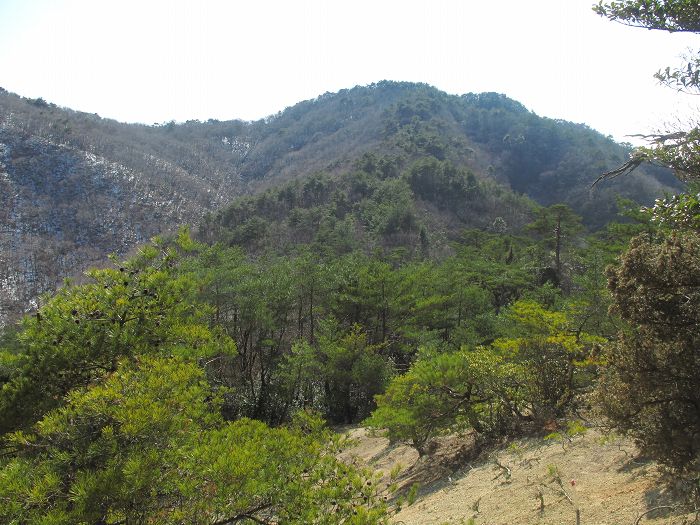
(0, 234), (390, 522)
(0, 237), (236, 433)
(566, 419), (588, 437)
(0, 327), (21, 384)
(366, 349), (464, 454)
(366, 347), (518, 455)
(2, 78), (656, 520)
(0, 357), (388, 524)
(642, 185), (700, 231)
(360, 177), (419, 237)
(544, 420), (588, 447)
(394, 482), (421, 512)
(0, 357), (215, 524)
(406, 482), (420, 506)
(493, 301), (603, 421)
(368, 299), (604, 455)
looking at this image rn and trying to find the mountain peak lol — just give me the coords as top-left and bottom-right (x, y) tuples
(0, 83), (678, 325)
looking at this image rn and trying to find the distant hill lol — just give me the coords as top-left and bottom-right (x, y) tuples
(202, 155), (537, 260)
(0, 82), (680, 325)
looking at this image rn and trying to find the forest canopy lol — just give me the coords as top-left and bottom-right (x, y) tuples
(1, 2), (699, 521)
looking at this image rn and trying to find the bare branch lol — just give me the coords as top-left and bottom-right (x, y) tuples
(592, 156), (646, 186)
(634, 505), (676, 525)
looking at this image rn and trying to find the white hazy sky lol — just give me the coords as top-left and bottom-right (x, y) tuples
(0, 0), (697, 143)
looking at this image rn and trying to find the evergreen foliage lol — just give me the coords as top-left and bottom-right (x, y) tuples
(366, 348), (519, 456)
(598, 232), (700, 478)
(207, 155), (535, 258)
(1, 68), (680, 517)
(0, 80), (680, 325)
(0, 357), (387, 524)
(0, 192), (643, 520)
(0, 233), (235, 434)
(368, 301), (603, 454)
(0, 232), (396, 523)
(593, 0), (700, 491)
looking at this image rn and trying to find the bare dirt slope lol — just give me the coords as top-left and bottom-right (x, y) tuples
(341, 427), (697, 525)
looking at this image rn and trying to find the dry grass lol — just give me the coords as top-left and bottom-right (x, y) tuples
(340, 427), (698, 525)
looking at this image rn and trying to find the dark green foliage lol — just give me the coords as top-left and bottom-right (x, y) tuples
(593, 1), (700, 491)
(406, 157), (481, 209)
(278, 324), (393, 424)
(1, 80), (680, 325)
(210, 155), (536, 258)
(594, 0), (700, 32)
(3, 68), (684, 519)
(598, 233), (700, 476)
(449, 93), (678, 227)
(182, 210), (628, 430)
(0, 188), (643, 520)
(452, 231), (535, 315)
(527, 204), (584, 289)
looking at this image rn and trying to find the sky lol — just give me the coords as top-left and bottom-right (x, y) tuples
(0, 0), (697, 144)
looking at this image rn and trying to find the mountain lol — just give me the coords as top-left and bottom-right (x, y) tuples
(0, 82), (679, 325)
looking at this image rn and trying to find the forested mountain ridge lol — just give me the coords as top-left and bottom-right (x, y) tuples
(3, 1), (699, 520)
(0, 81), (679, 325)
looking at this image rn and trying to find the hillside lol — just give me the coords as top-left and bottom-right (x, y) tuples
(0, 91), (246, 325)
(342, 426), (697, 525)
(0, 82), (680, 324)
(0, 111), (695, 522)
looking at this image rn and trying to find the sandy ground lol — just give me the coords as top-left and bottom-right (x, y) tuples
(340, 427), (698, 525)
